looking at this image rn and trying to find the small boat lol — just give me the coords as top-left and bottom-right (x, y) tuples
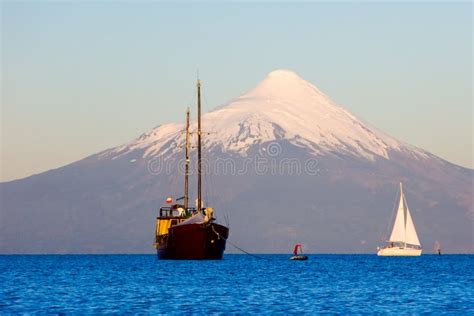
(290, 244), (308, 260)
(435, 241), (442, 255)
(377, 182), (422, 256)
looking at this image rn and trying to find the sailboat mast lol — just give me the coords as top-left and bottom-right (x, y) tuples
(184, 107), (190, 210)
(197, 80), (202, 211)
(400, 182), (406, 247)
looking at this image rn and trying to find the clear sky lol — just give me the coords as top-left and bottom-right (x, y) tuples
(1, 1), (472, 182)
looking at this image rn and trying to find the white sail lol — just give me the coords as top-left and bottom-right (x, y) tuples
(405, 205), (421, 246)
(389, 186), (406, 243)
(378, 182), (422, 256)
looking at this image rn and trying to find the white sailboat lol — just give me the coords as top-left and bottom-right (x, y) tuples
(377, 182), (422, 256)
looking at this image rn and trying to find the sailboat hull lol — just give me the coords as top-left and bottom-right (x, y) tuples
(377, 247), (422, 256)
(157, 222), (228, 260)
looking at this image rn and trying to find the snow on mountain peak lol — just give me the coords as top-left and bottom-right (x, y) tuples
(240, 69), (328, 104)
(105, 70), (423, 161)
(264, 69), (308, 86)
(267, 69), (299, 77)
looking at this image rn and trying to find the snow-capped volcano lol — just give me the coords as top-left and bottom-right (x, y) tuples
(105, 69), (423, 161)
(1, 69), (472, 254)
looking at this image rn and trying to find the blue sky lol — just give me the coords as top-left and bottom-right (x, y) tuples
(1, 1), (472, 181)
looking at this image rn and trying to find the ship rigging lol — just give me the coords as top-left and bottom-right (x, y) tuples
(154, 79), (229, 260)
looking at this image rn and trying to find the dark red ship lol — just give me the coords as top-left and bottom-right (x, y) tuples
(154, 80), (229, 260)
(156, 206), (229, 259)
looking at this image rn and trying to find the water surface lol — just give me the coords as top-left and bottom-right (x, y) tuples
(1, 254), (472, 314)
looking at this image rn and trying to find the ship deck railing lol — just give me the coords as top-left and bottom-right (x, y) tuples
(159, 206), (197, 218)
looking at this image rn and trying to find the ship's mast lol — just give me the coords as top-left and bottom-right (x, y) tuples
(197, 80), (202, 211)
(184, 107), (190, 210)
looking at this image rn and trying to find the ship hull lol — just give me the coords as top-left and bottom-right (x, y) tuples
(377, 247), (422, 256)
(290, 255), (308, 260)
(157, 222), (228, 260)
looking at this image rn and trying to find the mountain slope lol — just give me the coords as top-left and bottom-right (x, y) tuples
(105, 70), (419, 161)
(1, 70), (472, 254)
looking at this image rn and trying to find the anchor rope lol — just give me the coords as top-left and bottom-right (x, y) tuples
(211, 225), (269, 260)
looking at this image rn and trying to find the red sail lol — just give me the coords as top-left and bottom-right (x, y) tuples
(293, 244), (302, 255)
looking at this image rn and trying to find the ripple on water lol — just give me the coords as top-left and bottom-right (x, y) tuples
(0, 254), (473, 314)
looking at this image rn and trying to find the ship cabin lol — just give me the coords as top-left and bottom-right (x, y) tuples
(155, 204), (196, 247)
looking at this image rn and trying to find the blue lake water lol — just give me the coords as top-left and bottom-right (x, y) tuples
(0, 254), (472, 314)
